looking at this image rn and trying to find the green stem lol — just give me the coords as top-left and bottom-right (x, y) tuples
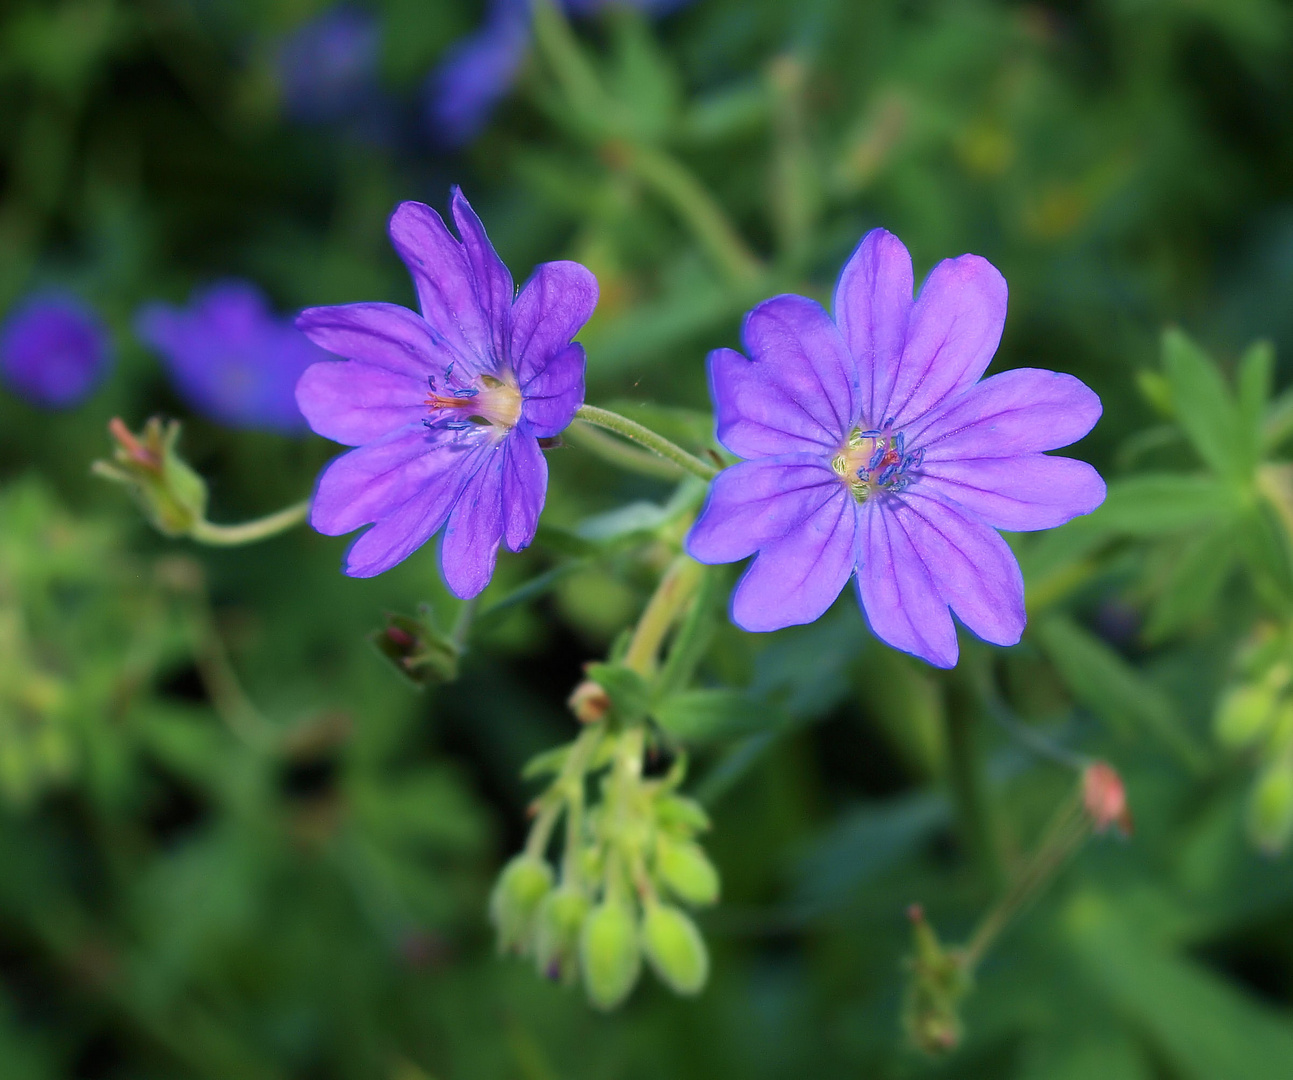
(188, 499), (309, 547)
(944, 671), (1005, 892)
(623, 555), (705, 676)
(575, 405), (717, 481)
(565, 420), (685, 480)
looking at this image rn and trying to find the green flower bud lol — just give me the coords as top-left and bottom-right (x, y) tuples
(641, 901), (709, 996)
(489, 855), (553, 954)
(1216, 684), (1279, 749)
(93, 418), (208, 538)
(1247, 763), (1293, 855)
(655, 836), (720, 906)
(579, 899), (641, 1010)
(533, 887), (590, 984)
(654, 794), (710, 837)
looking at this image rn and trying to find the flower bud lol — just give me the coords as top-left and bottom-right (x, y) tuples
(579, 899), (641, 1010)
(533, 887), (589, 984)
(371, 608), (460, 686)
(568, 680), (611, 724)
(641, 901), (709, 996)
(1081, 761), (1132, 836)
(654, 793), (711, 836)
(1246, 763), (1293, 855)
(1216, 684), (1279, 750)
(655, 836), (720, 906)
(489, 855), (553, 954)
(92, 418), (208, 538)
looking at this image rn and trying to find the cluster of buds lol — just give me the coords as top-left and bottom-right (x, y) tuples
(1214, 625), (1293, 854)
(489, 722), (719, 1010)
(92, 418), (209, 539)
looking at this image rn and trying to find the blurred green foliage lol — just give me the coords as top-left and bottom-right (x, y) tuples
(4, 0), (1293, 1076)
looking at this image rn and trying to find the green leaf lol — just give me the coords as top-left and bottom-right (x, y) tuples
(1237, 339), (1275, 455)
(584, 662), (651, 724)
(1161, 328), (1245, 478)
(1065, 892), (1293, 1080)
(1089, 473), (1235, 536)
(1143, 525), (1239, 642)
(1035, 616), (1209, 773)
(652, 689), (787, 743)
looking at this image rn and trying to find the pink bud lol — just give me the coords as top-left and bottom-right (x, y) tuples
(1082, 761), (1132, 835)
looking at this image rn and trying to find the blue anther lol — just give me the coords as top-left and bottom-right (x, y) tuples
(445, 362), (455, 379)
(867, 445), (886, 471)
(882, 415), (896, 429)
(445, 420), (472, 431)
(858, 429), (882, 438)
(453, 388), (478, 398)
(893, 431), (905, 456)
(427, 374), (437, 390)
(877, 463), (900, 486)
(909, 447), (924, 468)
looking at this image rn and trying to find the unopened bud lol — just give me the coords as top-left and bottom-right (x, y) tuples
(533, 887), (590, 984)
(92, 417), (208, 537)
(1216, 684), (1279, 750)
(1246, 763), (1293, 855)
(579, 899), (641, 1010)
(1082, 761), (1132, 835)
(654, 794), (711, 836)
(489, 856), (553, 955)
(371, 609), (460, 686)
(655, 836), (720, 906)
(641, 901), (709, 996)
(568, 680), (611, 724)
(902, 904), (969, 1056)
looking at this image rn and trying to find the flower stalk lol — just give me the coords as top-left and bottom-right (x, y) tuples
(575, 405), (718, 481)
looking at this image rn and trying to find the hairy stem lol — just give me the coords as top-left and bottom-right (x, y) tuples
(623, 555), (705, 677)
(188, 499), (310, 547)
(565, 419), (686, 480)
(575, 405), (717, 481)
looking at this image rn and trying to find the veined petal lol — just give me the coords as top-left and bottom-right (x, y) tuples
(343, 477), (467, 579)
(687, 455), (843, 565)
(440, 444), (508, 598)
(881, 254), (1007, 428)
(889, 491), (1025, 648)
(833, 228), (914, 424)
(857, 501), (959, 668)
(511, 260), (598, 386)
(712, 295), (859, 458)
(502, 431), (547, 552)
(295, 360), (427, 446)
(311, 424), (489, 537)
(520, 342), (585, 438)
(387, 200), (499, 375)
(912, 368), (1103, 459)
(919, 454), (1107, 531)
(296, 302), (449, 378)
(730, 485), (858, 632)
(451, 187), (513, 363)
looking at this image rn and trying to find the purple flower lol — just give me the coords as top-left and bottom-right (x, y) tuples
(425, 0), (695, 148)
(294, 188), (597, 592)
(136, 281), (330, 434)
(0, 292), (112, 409)
(686, 229), (1106, 668)
(276, 5), (382, 124)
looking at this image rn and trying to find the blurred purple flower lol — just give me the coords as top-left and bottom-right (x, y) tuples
(137, 281), (329, 434)
(426, 0), (694, 148)
(687, 229), (1106, 668)
(294, 188), (597, 590)
(0, 292), (112, 409)
(277, 5), (382, 124)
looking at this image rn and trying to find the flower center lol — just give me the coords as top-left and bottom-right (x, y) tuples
(831, 419), (924, 503)
(423, 366), (522, 434)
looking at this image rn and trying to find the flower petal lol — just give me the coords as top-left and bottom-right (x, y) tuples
(711, 295), (859, 458)
(343, 479), (464, 579)
(451, 187), (513, 363)
(310, 425), (488, 537)
(911, 368), (1103, 459)
(520, 342), (585, 438)
(833, 228), (914, 425)
(888, 491), (1025, 648)
(295, 360), (428, 446)
(687, 455), (843, 565)
(387, 200), (499, 374)
(728, 484), (859, 633)
(440, 444), (508, 598)
(502, 431), (547, 552)
(881, 254), (1007, 428)
(919, 454), (1107, 531)
(510, 260), (598, 386)
(296, 302), (449, 378)
(856, 500), (959, 668)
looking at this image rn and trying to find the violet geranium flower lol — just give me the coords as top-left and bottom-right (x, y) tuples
(294, 188), (597, 592)
(686, 229), (1106, 668)
(0, 292), (112, 409)
(137, 281), (329, 435)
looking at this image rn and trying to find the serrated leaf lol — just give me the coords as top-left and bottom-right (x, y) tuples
(1161, 328), (1245, 478)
